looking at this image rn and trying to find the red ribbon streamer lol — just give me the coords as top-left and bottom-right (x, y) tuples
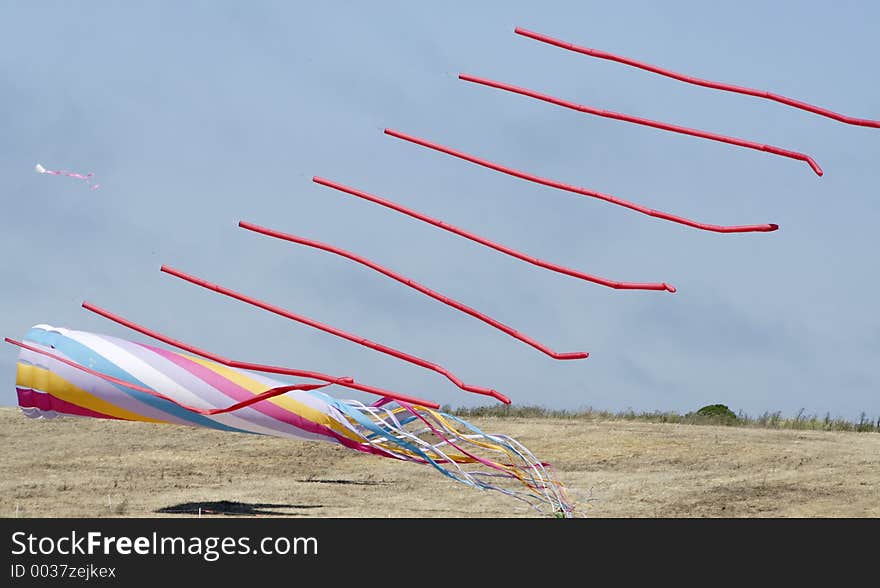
(160, 266), (510, 404)
(458, 73), (823, 176)
(515, 27), (880, 129)
(238, 220), (590, 360)
(384, 129), (778, 233)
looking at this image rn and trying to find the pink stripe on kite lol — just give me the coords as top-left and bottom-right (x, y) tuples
(17, 387), (121, 420)
(144, 346), (405, 457)
(147, 344), (345, 440)
(515, 27), (880, 129)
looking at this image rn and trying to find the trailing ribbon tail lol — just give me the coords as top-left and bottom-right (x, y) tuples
(328, 396), (578, 517)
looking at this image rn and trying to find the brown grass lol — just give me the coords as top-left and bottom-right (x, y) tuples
(1, 407), (877, 518)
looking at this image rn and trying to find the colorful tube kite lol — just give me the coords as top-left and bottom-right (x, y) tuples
(11, 325), (575, 517)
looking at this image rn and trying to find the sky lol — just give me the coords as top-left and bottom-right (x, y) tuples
(1, 1), (878, 420)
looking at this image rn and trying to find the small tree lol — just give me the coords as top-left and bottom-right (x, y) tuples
(695, 404), (738, 421)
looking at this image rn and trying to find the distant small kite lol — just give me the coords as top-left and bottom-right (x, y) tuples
(35, 163), (100, 190)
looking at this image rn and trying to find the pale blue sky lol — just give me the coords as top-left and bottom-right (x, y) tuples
(2, 1), (878, 420)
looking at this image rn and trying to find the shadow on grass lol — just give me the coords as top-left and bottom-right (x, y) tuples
(300, 477), (389, 486)
(156, 500), (322, 516)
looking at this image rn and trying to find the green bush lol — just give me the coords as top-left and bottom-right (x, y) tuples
(694, 404), (738, 420)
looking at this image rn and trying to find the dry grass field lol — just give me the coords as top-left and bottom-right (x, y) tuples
(1, 407), (877, 518)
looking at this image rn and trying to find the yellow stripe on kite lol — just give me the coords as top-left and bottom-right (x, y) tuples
(16, 363), (168, 424)
(181, 354), (362, 442)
